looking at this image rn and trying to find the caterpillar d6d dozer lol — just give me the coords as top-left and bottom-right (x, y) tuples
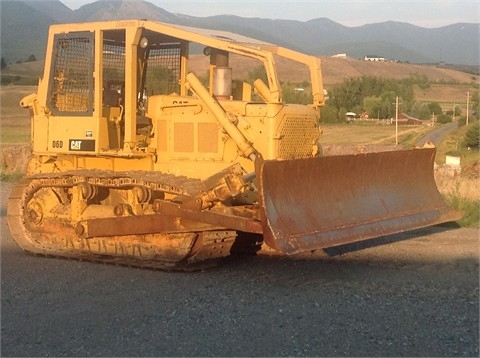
(8, 20), (460, 270)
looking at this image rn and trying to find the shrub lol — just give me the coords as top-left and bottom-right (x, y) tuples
(463, 122), (479, 148)
(436, 114), (452, 124)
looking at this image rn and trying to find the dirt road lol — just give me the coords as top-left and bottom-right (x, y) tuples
(1, 182), (478, 357)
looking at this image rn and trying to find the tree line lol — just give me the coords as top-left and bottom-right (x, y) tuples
(1, 55), (37, 70)
(244, 66), (479, 126)
(320, 75), (479, 124)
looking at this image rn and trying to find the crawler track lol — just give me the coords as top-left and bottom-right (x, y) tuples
(7, 172), (239, 271)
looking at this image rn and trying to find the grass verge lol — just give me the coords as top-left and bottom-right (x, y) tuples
(436, 173), (480, 228)
(0, 172), (24, 183)
(444, 196), (480, 228)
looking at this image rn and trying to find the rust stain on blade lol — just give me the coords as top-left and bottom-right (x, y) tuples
(257, 148), (461, 255)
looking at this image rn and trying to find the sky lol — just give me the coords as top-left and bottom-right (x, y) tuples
(59, 0), (480, 28)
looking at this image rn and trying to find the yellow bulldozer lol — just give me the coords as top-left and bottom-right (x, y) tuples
(7, 19), (459, 269)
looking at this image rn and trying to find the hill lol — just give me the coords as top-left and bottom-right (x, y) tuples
(2, 55), (477, 115)
(3, 54), (476, 87)
(1, 0), (478, 66)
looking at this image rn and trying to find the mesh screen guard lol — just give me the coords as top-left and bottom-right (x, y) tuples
(48, 32), (94, 116)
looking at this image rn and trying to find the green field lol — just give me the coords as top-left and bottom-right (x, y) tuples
(319, 122), (432, 148)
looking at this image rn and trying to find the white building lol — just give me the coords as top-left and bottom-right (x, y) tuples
(364, 55), (386, 62)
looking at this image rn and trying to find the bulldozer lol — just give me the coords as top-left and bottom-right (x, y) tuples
(7, 19), (459, 270)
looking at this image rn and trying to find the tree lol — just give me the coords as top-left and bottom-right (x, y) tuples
(410, 101), (431, 120)
(380, 91), (398, 118)
(363, 96), (381, 118)
(428, 102), (443, 116)
(326, 76), (416, 118)
(145, 67), (173, 95)
(455, 105), (462, 116)
(446, 106), (461, 117)
(436, 114), (452, 124)
(247, 66), (268, 86)
(26, 54), (37, 62)
(470, 91), (480, 121)
(463, 122), (479, 148)
(1, 57), (6, 69)
(320, 104), (341, 123)
(282, 83), (310, 105)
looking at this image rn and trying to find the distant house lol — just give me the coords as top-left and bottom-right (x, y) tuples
(392, 113), (422, 125)
(331, 53), (347, 58)
(345, 112), (357, 121)
(364, 55), (386, 62)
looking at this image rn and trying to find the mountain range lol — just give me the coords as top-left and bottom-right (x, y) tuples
(1, 0), (479, 66)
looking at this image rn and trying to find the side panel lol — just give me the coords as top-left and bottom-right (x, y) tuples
(148, 95), (227, 178)
(147, 95), (320, 179)
(47, 116), (104, 154)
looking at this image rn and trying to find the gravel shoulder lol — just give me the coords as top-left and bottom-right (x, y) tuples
(1, 182), (478, 357)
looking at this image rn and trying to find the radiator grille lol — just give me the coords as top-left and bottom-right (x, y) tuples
(277, 114), (319, 159)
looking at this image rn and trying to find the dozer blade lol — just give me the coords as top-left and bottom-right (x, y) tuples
(256, 147), (461, 255)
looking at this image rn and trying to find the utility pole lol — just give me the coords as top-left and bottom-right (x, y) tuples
(395, 96), (399, 146)
(466, 90), (470, 125)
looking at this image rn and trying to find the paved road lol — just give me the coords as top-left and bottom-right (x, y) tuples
(416, 121), (459, 147)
